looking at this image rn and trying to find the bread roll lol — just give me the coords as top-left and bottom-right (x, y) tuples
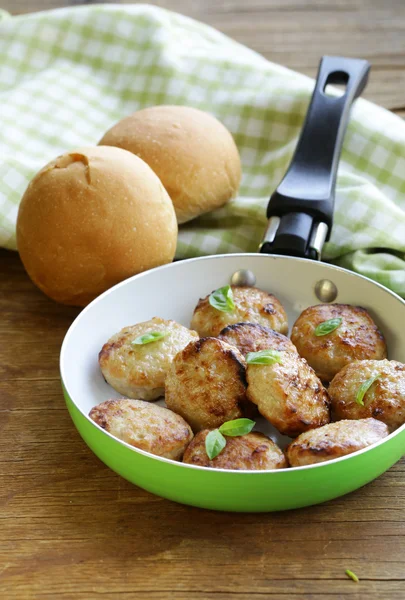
(99, 105), (241, 224)
(16, 146), (177, 306)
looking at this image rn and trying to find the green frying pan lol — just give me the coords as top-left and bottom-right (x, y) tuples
(60, 254), (405, 512)
(60, 57), (405, 511)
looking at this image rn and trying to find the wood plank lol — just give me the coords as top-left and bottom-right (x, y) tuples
(1, 0), (405, 598)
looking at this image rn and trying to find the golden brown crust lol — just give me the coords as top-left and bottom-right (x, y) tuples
(329, 359), (405, 431)
(218, 322), (297, 356)
(165, 337), (248, 432)
(99, 105), (241, 224)
(16, 146), (177, 306)
(290, 303), (387, 382)
(190, 286), (288, 338)
(89, 398), (193, 460)
(99, 317), (198, 400)
(286, 418), (389, 466)
(246, 351), (330, 437)
(183, 430), (287, 470)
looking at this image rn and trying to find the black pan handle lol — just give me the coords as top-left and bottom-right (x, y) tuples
(260, 56), (370, 259)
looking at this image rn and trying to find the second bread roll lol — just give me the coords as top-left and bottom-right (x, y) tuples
(99, 105), (241, 224)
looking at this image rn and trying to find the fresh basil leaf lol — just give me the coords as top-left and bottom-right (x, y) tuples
(219, 418), (255, 437)
(205, 429), (226, 460)
(131, 331), (167, 345)
(345, 569), (359, 583)
(314, 317), (342, 336)
(356, 375), (380, 406)
(208, 285), (235, 313)
(246, 349), (283, 365)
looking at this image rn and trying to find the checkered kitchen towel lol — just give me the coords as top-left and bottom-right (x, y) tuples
(1, 5), (405, 296)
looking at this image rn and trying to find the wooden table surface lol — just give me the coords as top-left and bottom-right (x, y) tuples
(1, 1), (405, 598)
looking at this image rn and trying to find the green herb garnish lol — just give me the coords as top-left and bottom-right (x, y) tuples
(246, 349), (283, 365)
(356, 375), (380, 406)
(205, 418), (256, 460)
(314, 317), (342, 336)
(209, 285), (235, 313)
(132, 331), (167, 345)
(205, 429), (226, 460)
(219, 418), (255, 437)
(345, 569), (359, 583)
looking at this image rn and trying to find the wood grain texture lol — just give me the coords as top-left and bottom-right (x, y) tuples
(1, 1), (405, 598)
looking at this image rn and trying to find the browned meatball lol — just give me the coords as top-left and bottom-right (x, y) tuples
(190, 285), (288, 338)
(329, 359), (405, 431)
(183, 430), (287, 470)
(165, 337), (248, 432)
(246, 351), (330, 437)
(286, 418), (389, 467)
(290, 304), (387, 383)
(218, 322), (297, 356)
(99, 317), (198, 400)
(89, 398), (193, 460)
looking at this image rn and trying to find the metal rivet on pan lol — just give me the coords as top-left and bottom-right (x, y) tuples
(314, 279), (338, 303)
(230, 269), (256, 287)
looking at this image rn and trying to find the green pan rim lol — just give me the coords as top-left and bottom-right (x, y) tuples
(60, 252), (405, 475)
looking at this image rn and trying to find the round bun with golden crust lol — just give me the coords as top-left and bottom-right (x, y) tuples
(183, 430), (287, 470)
(99, 105), (241, 224)
(16, 146), (177, 306)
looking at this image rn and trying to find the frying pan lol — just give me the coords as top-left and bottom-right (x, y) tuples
(60, 57), (405, 512)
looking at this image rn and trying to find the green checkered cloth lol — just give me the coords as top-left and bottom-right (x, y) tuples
(1, 5), (404, 297)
